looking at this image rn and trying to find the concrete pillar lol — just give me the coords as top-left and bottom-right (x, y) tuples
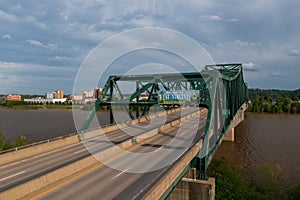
(168, 168), (215, 200)
(223, 103), (247, 142)
(168, 177), (215, 200)
(223, 127), (234, 142)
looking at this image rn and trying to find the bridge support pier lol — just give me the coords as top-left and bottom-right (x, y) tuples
(168, 168), (215, 200)
(223, 103), (247, 142)
(224, 127), (235, 142)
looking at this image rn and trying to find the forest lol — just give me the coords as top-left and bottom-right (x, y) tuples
(248, 88), (300, 113)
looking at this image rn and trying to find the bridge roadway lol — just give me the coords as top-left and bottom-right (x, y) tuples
(27, 110), (207, 199)
(0, 107), (205, 198)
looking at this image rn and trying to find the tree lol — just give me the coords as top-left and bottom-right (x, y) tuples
(289, 184), (300, 200)
(209, 159), (249, 200)
(283, 97), (292, 113)
(254, 163), (288, 199)
(13, 135), (28, 147)
(0, 132), (11, 152)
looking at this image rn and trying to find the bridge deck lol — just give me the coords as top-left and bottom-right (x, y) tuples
(0, 108), (207, 199)
(28, 110), (207, 199)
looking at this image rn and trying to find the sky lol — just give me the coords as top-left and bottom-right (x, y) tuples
(1, 0), (300, 95)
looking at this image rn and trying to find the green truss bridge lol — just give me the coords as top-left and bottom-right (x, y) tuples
(78, 63), (248, 199)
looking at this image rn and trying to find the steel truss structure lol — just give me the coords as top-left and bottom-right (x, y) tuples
(80, 63), (248, 179)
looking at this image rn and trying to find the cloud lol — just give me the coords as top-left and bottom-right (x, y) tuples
(285, 48), (300, 57)
(227, 18), (239, 22)
(48, 56), (77, 63)
(243, 62), (260, 72)
(23, 16), (48, 30)
(270, 72), (284, 78)
(201, 15), (222, 21)
(232, 40), (261, 47)
(0, 8), (48, 29)
(2, 34), (12, 39)
(23, 39), (58, 50)
(0, 62), (76, 94)
(217, 40), (261, 48)
(0, 1), (300, 93)
(0, 9), (17, 22)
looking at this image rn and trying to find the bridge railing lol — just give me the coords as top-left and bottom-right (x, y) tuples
(0, 132), (77, 155)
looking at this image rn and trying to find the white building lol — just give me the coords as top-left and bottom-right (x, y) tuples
(71, 94), (84, 104)
(24, 97), (67, 104)
(46, 92), (56, 99)
(82, 90), (94, 98)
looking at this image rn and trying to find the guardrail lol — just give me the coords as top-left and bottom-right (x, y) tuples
(0, 132), (78, 155)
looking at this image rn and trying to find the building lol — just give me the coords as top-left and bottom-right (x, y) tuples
(6, 94), (22, 101)
(46, 90), (64, 99)
(94, 87), (102, 98)
(24, 97), (67, 104)
(72, 94), (83, 104)
(56, 90), (64, 99)
(82, 90), (93, 99)
(46, 92), (56, 100)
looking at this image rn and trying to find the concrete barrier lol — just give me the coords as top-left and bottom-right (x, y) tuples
(82, 122), (128, 140)
(0, 135), (79, 166)
(143, 139), (203, 199)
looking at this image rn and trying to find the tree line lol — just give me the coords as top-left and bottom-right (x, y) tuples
(248, 88), (300, 113)
(0, 132), (28, 152)
(209, 158), (300, 200)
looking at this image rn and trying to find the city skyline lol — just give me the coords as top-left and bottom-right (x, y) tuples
(1, 1), (300, 94)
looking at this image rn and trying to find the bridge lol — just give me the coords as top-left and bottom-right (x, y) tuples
(0, 63), (248, 199)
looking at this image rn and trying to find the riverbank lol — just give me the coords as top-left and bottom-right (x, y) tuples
(208, 158), (300, 200)
(248, 88), (300, 114)
(0, 104), (80, 110)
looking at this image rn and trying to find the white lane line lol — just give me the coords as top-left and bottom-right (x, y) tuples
(32, 142), (81, 159)
(0, 142), (81, 169)
(0, 171), (26, 182)
(113, 168), (129, 179)
(0, 160), (23, 169)
(73, 149), (87, 155)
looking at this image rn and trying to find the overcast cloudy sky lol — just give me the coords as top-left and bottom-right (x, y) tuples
(1, 0), (300, 94)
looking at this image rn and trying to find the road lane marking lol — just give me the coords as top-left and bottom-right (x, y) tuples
(32, 142), (81, 159)
(113, 168), (129, 179)
(73, 149), (87, 155)
(0, 160), (23, 169)
(0, 170), (26, 182)
(29, 163), (103, 200)
(0, 142), (82, 169)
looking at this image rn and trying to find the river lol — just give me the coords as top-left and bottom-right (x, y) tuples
(0, 108), (110, 143)
(214, 112), (300, 187)
(0, 109), (299, 186)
